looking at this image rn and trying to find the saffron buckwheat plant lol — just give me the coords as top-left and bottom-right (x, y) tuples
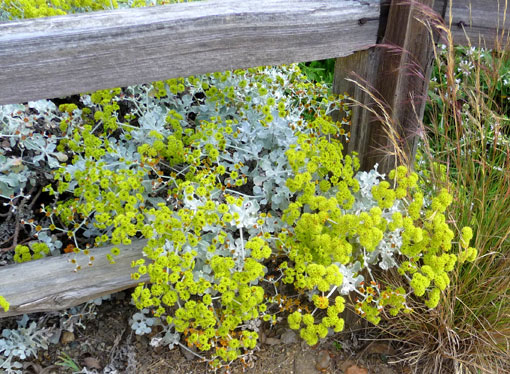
(0, 0), (477, 371)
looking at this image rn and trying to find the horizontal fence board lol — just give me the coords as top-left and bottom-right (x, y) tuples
(0, 0), (380, 105)
(448, 0), (510, 48)
(0, 240), (149, 318)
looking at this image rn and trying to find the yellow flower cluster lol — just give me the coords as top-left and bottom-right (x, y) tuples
(0, 295), (9, 312)
(13, 243), (50, 263)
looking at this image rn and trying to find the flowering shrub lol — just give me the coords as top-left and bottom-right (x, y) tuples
(1, 63), (477, 367)
(0, 0), (477, 370)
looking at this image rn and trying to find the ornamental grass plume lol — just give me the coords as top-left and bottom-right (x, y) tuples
(360, 2), (510, 373)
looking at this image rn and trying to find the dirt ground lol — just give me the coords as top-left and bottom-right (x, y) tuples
(0, 291), (411, 374)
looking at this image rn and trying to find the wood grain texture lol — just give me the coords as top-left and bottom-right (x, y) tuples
(362, 0), (440, 174)
(0, 240), (149, 318)
(0, 0), (380, 105)
(448, 0), (510, 48)
(332, 48), (381, 158)
(334, 0), (446, 174)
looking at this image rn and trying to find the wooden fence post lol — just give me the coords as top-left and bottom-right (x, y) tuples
(334, 0), (447, 175)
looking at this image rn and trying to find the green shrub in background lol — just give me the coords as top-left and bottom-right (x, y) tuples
(298, 59), (336, 86)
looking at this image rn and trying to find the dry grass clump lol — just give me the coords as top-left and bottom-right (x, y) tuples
(356, 3), (510, 373)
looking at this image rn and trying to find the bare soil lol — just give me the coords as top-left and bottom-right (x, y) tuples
(1, 292), (410, 374)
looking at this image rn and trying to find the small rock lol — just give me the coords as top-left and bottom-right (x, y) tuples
(60, 331), (75, 344)
(339, 359), (356, 372)
(83, 357), (102, 370)
(345, 364), (369, 374)
(280, 329), (298, 345)
(294, 350), (320, 374)
(365, 341), (397, 356)
(264, 337), (281, 346)
(315, 349), (331, 371)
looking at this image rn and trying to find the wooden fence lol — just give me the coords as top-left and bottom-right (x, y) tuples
(0, 0), (508, 318)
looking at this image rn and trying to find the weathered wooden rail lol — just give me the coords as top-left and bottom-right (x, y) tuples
(0, 241), (149, 318)
(0, 0), (380, 105)
(448, 0), (510, 47)
(0, 0), (509, 318)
